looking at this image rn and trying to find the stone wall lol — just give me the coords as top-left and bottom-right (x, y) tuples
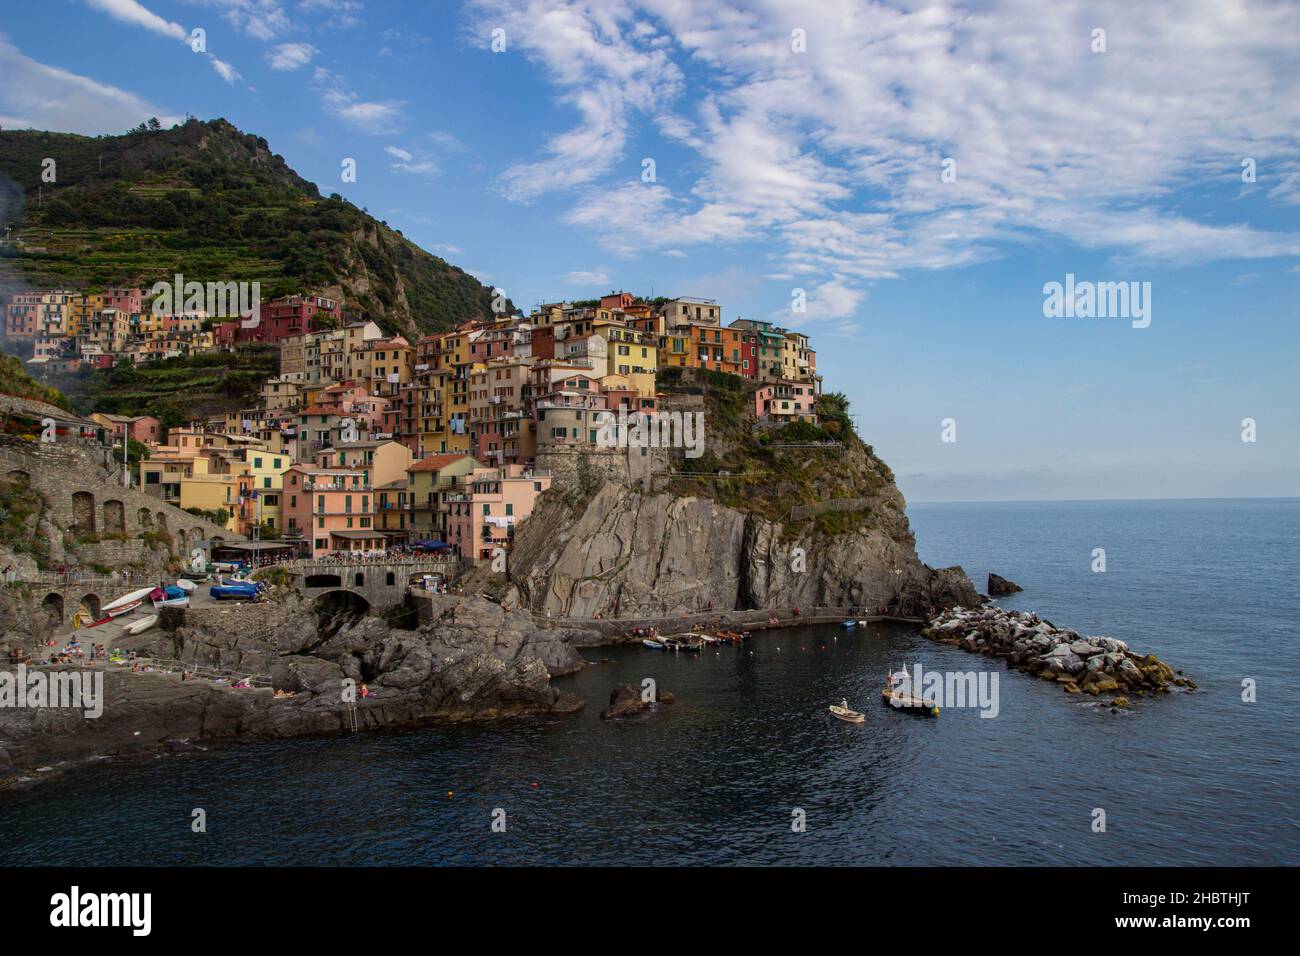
(0, 438), (243, 566)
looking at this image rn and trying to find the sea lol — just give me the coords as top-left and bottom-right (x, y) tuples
(1, 498), (1296, 866)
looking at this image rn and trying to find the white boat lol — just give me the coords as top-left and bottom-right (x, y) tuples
(102, 587), (155, 617)
(829, 703), (866, 723)
(174, 578), (197, 594)
(124, 614), (159, 636)
(153, 596), (190, 609)
(642, 639), (666, 649)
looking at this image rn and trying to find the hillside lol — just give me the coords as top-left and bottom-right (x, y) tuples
(0, 352), (69, 410)
(0, 118), (509, 337)
(68, 347), (280, 428)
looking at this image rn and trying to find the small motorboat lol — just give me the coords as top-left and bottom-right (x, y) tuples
(830, 703), (866, 723)
(642, 639), (666, 649)
(179, 570), (210, 582)
(102, 586), (156, 618)
(840, 619), (857, 628)
(124, 614), (159, 636)
(174, 578), (197, 594)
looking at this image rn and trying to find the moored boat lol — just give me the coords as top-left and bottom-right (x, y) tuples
(642, 639), (666, 649)
(882, 668), (940, 717)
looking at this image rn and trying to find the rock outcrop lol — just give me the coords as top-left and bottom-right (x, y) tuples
(0, 593), (596, 779)
(599, 682), (673, 719)
(987, 573), (1023, 596)
(497, 481), (979, 619)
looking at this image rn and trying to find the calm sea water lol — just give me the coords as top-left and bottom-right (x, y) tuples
(1, 498), (1296, 866)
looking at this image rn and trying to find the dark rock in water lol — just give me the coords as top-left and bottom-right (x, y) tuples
(987, 573), (1023, 596)
(599, 682), (673, 719)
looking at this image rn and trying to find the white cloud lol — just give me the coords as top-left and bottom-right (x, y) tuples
(209, 55), (240, 84)
(384, 145), (413, 162)
(266, 41), (318, 71)
(478, 0), (1300, 325)
(563, 270), (610, 285)
(314, 68), (403, 133)
(0, 38), (180, 134)
(84, 0), (186, 40)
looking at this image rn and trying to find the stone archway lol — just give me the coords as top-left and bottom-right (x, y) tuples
(73, 593), (102, 628)
(138, 508), (154, 529)
(6, 469), (30, 482)
(103, 499), (125, 534)
(305, 573), (343, 588)
(72, 491), (96, 534)
(41, 592), (64, 626)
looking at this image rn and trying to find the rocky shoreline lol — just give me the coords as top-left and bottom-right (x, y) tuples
(923, 605), (1195, 703)
(0, 592), (598, 785)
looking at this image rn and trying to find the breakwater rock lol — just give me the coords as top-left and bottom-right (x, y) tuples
(922, 606), (1195, 700)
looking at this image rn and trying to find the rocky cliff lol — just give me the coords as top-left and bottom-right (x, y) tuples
(498, 481), (978, 619)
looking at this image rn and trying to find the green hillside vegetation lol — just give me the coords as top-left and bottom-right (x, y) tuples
(0, 118), (509, 336)
(68, 346), (279, 429)
(656, 368), (893, 534)
(0, 353), (70, 409)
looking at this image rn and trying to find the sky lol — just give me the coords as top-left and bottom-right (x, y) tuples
(0, 0), (1297, 502)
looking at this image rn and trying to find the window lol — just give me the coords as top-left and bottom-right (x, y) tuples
(254, 457), (263, 468)
(482, 503), (490, 516)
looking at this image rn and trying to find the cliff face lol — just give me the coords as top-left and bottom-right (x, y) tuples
(501, 481), (979, 619)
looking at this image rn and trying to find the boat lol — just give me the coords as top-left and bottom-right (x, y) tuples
(153, 585), (190, 609)
(210, 581), (265, 601)
(124, 614), (159, 636)
(829, 703), (866, 723)
(642, 639), (666, 649)
(174, 578), (197, 594)
(178, 570), (210, 582)
(102, 586), (156, 618)
(840, 619), (857, 628)
(882, 668), (940, 717)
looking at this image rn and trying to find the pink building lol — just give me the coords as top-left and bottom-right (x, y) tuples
(445, 464), (552, 562)
(281, 464), (381, 558)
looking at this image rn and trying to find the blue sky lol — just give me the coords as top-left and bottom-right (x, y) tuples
(1, 0), (1297, 501)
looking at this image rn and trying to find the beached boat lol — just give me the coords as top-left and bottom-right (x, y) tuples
(882, 668), (940, 717)
(124, 614), (159, 636)
(102, 586), (156, 618)
(152, 585), (190, 609)
(178, 570), (210, 582)
(210, 581), (264, 601)
(174, 578), (197, 594)
(829, 703), (866, 723)
(642, 639), (666, 649)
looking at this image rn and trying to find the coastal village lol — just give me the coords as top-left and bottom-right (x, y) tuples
(4, 288), (821, 563)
